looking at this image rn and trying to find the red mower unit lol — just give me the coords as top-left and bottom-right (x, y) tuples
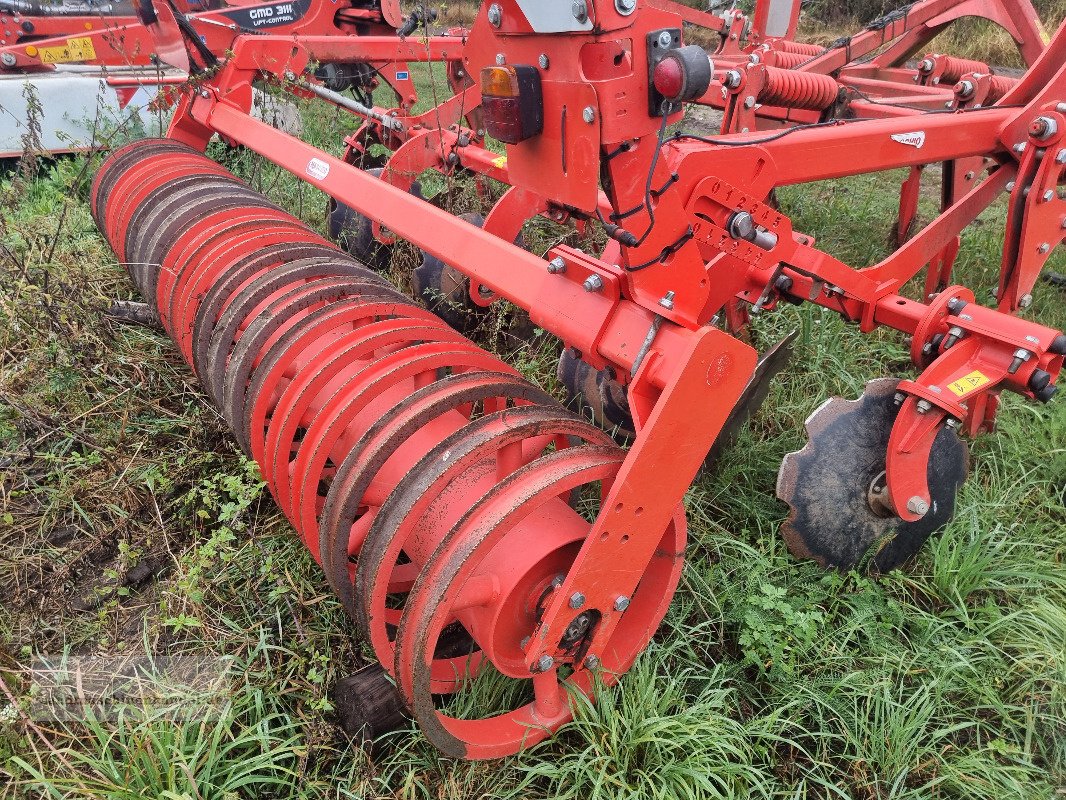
(89, 0), (1064, 760)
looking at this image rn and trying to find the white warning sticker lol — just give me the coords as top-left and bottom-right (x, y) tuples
(305, 158), (330, 181)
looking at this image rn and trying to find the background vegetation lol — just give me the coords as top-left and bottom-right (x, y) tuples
(1, 8), (1065, 799)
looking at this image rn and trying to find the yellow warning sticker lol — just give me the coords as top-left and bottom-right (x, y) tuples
(947, 370), (991, 397)
(36, 37), (97, 64)
(492, 155), (508, 169)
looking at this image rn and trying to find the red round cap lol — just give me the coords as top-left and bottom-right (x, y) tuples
(653, 57), (685, 100)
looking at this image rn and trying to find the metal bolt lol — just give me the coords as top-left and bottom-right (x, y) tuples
(659, 291), (675, 310)
(1005, 181), (1016, 192)
(907, 496), (930, 516)
(1038, 243), (1051, 254)
(1013, 142), (1026, 154)
(956, 79), (974, 98)
(945, 417), (961, 430)
(538, 53), (550, 70)
(743, 95), (756, 109)
(569, 592), (586, 609)
(583, 274), (604, 293)
(658, 30), (673, 48)
(547, 257), (566, 274)
(946, 297), (966, 314)
(0, 53), (15, 67)
(1029, 115), (1058, 140)
(1008, 348), (1032, 374)
(943, 325), (964, 348)
(1056, 149), (1066, 164)
(520, 636), (531, 649)
(573, 0), (589, 23)
(1058, 103), (1066, 113)
(584, 654), (601, 669)
(614, 596), (630, 612)
(615, 0), (637, 14)
(893, 392), (906, 405)
(723, 70), (742, 89)
(922, 342), (934, 356)
(1043, 189), (1055, 203)
(918, 58), (933, 72)
(487, 3), (502, 27)
(199, 89), (211, 99)
(495, 53), (506, 65)
(535, 655), (554, 672)
(965, 171), (975, 180)
(583, 106), (596, 124)
(916, 399), (933, 414)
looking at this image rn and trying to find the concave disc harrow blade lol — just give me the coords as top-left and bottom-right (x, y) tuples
(91, 141), (687, 759)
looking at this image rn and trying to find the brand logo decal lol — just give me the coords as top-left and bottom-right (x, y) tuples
(305, 158), (330, 180)
(891, 131), (926, 149)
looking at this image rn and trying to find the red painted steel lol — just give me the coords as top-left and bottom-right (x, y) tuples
(85, 0), (1066, 761)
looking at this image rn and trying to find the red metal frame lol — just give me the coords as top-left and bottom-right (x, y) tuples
(90, 0), (1065, 760)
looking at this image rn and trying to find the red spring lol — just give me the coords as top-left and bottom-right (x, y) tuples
(776, 39), (824, 56)
(935, 55), (990, 83)
(759, 66), (840, 110)
(91, 139), (685, 760)
(987, 74), (1017, 103)
(768, 50), (812, 69)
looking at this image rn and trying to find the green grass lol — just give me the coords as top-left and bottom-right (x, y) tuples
(1, 60), (1065, 800)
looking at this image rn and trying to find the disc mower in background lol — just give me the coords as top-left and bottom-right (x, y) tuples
(88, 0), (1064, 760)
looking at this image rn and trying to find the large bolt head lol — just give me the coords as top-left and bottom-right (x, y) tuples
(538, 53), (550, 70)
(907, 496), (930, 516)
(582, 106), (596, 124)
(0, 53), (16, 68)
(583, 274), (604, 293)
(547, 257), (566, 274)
(615, 0), (637, 14)
(573, 0), (589, 23)
(613, 595), (630, 612)
(535, 655), (555, 672)
(916, 399), (932, 414)
(487, 3), (502, 27)
(658, 30), (674, 49)
(1029, 115), (1058, 140)
(728, 211), (756, 241)
(569, 592), (586, 609)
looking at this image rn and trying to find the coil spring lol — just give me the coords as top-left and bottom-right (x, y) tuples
(925, 54), (989, 83)
(759, 65), (840, 110)
(91, 139), (684, 759)
(987, 74), (1016, 103)
(776, 39), (824, 56)
(760, 49), (811, 69)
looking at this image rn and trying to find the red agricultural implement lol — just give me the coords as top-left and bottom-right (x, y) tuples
(0, 0), (424, 155)
(89, 0), (1064, 760)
